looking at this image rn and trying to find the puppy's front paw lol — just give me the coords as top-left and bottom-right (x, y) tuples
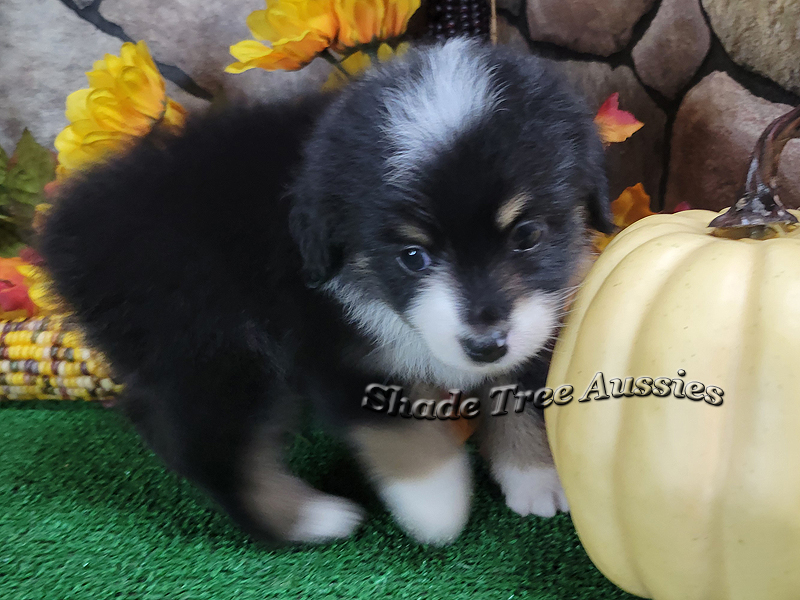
(287, 494), (365, 543)
(378, 453), (472, 545)
(492, 464), (569, 518)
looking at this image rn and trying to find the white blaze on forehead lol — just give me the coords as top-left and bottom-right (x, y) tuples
(381, 38), (504, 181)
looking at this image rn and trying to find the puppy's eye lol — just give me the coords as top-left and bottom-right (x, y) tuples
(398, 246), (431, 273)
(510, 220), (545, 252)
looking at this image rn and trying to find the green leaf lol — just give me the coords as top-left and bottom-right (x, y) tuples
(0, 240), (25, 258)
(0, 144), (8, 187)
(7, 188), (42, 207)
(6, 129), (56, 196)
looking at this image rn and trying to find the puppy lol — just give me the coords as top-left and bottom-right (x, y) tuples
(40, 38), (611, 545)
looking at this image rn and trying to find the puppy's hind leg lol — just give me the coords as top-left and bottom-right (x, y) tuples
(348, 418), (472, 545)
(119, 347), (364, 544)
(241, 418), (365, 543)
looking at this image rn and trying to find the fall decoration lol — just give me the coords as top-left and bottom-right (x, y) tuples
(592, 183), (656, 253)
(0, 131), (56, 256)
(322, 41), (410, 89)
(594, 93), (644, 146)
(0, 316), (120, 400)
(333, 0), (420, 50)
(426, 0), (492, 41)
(226, 0), (420, 74)
(545, 105), (800, 600)
(17, 247), (61, 315)
(226, 0), (339, 73)
(0, 258), (39, 320)
(55, 41), (186, 177)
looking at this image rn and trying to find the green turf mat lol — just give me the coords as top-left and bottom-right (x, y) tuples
(0, 402), (636, 600)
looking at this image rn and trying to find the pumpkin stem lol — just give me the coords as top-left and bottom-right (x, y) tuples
(709, 104), (800, 238)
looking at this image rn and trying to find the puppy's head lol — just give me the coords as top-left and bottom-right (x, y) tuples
(290, 39), (611, 388)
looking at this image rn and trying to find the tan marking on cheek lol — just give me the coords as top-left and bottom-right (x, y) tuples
(500, 271), (527, 298)
(351, 253), (372, 274)
(572, 204), (588, 225)
(496, 193), (530, 230)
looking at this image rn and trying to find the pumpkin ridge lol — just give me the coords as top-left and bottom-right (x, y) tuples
(608, 240), (725, 597)
(716, 241), (762, 600)
(549, 234), (715, 594)
(625, 239), (759, 598)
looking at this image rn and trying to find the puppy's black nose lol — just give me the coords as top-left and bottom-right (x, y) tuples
(460, 331), (508, 364)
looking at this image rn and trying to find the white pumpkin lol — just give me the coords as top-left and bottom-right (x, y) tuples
(545, 106), (800, 600)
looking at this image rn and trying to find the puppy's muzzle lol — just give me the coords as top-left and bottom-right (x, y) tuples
(459, 330), (508, 364)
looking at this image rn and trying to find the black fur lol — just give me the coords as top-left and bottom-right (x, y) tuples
(40, 42), (610, 542)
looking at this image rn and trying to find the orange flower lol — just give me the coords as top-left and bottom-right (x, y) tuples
(55, 41), (186, 177)
(226, 0), (338, 73)
(594, 93), (643, 145)
(593, 183), (655, 253)
(0, 258), (38, 320)
(333, 0), (420, 50)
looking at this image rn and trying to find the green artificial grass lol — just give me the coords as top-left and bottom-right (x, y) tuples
(0, 402), (637, 600)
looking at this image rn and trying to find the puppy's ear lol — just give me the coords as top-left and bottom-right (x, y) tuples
(585, 186), (614, 233)
(582, 133), (614, 233)
(288, 196), (341, 289)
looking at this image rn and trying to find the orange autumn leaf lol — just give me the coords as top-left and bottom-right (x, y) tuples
(593, 183), (655, 252)
(610, 182), (656, 228)
(595, 93), (643, 145)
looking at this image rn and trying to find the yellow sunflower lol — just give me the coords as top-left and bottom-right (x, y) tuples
(55, 41), (186, 177)
(227, 0), (419, 74)
(226, 0), (339, 73)
(333, 0), (420, 51)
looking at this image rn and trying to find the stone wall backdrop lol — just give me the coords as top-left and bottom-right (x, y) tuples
(1, 0), (799, 212)
(493, 0), (800, 210)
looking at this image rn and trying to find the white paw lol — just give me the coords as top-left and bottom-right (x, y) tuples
(492, 464), (569, 518)
(379, 453), (472, 545)
(287, 494), (365, 543)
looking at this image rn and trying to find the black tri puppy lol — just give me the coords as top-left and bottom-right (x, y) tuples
(40, 38), (611, 545)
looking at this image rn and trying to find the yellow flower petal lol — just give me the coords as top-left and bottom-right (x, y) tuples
(376, 42), (393, 61)
(246, 9), (275, 40)
(28, 283), (61, 312)
(321, 42), (408, 90)
(394, 41), (410, 56)
(233, 0), (337, 73)
(163, 99), (188, 131)
(342, 50), (373, 73)
(55, 40), (185, 178)
(229, 39), (273, 62)
(227, 36), (325, 72)
(321, 49), (372, 90)
(333, 0), (419, 51)
(64, 89), (92, 123)
(334, 0), (382, 48)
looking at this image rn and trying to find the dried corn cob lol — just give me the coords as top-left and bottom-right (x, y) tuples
(0, 315), (122, 400)
(427, 0), (492, 41)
